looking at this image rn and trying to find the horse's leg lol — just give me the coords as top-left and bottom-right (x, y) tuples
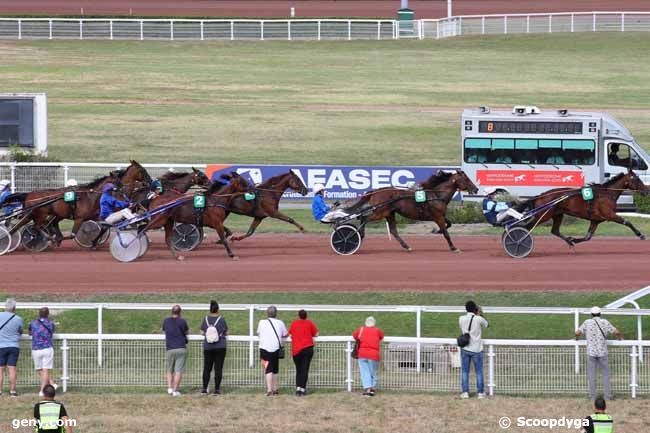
(164, 219), (179, 258)
(69, 218), (83, 240)
(386, 213), (411, 251)
(550, 214), (575, 247)
(569, 220), (600, 245)
(270, 211), (305, 232)
(52, 220), (65, 247)
(612, 215), (646, 240)
(433, 214), (459, 252)
(231, 218), (263, 242)
(215, 221), (237, 259)
(431, 217), (452, 234)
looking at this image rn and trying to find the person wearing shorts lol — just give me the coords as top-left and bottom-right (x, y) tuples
(29, 307), (58, 397)
(257, 306), (287, 396)
(0, 298), (23, 397)
(162, 305), (189, 397)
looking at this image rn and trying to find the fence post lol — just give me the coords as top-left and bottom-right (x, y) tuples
(346, 341), (353, 392)
(481, 16), (485, 35)
(592, 14), (596, 32)
(10, 163), (16, 193)
(638, 314), (643, 363)
(621, 13), (625, 32)
(488, 344), (495, 396)
(140, 20), (143, 40)
(49, 19), (52, 40)
(436, 20), (439, 39)
(248, 305), (254, 367)
(63, 165), (69, 186)
(200, 20), (204, 41)
(574, 309), (580, 374)
(416, 307), (421, 373)
(318, 20), (321, 41)
(459, 17), (462, 35)
(548, 15), (552, 33)
(377, 20), (381, 40)
(630, 345), (638, 398)
(110, 20), (113, 40)
(261, 20), (264, 41)
(419, 20), (423, 40)
(504, 16), (508, 34)
(288, 20), (291, 41)
(571, 14), (574, 32)
(18, 19), (22, 40)
(348, 20), (351, 41)
(526, 15), (530, 33)
(97, 304), (103, 367)
(230, 21), (234, 41)
(61, 338), (69, 393)
(170, 20), (174, 41)
(79, 19), (83, 40)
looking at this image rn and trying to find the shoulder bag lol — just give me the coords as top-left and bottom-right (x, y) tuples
(268, 319), (285, 359)
(352, 327), (364, 359)
(457, 315), (475, 348)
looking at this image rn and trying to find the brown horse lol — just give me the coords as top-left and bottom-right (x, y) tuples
(348, 170), (478, 252)
(145, 172), (251, 259)
(226, 170), (309, 242)
(518, 169), (649, 246)
(131, 168), (212, 208)
(7, 161), (150, 246)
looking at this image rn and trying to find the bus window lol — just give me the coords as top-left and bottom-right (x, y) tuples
(608, 143), (648, 170)
(490, 139), (514, 163)
(464, 138), (490, 163)
(563, 139), (595, 165)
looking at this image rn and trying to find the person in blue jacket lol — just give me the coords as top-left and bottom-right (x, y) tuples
(482, 187), (524, 226)
(311, 184), (330, 221)
(100, 183), (135, 224)
(0, 179), (20, 216)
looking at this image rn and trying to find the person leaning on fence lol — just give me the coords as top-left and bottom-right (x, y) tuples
(29, 307), (59, 397)
(257, 306), (288, 396)
(458, 300), (489, 399)
(0, 298), (23, 397)
(582, 395), (613, 433)
(575, 306), (623, 401)
(353, 316), (384, 397)
(162, 305), (189, 397)
(200, 300), (228, 396)
(289, 309), (319, 397)
(34, 384), (73, 433)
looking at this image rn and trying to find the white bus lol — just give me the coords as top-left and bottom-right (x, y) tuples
(460, 106), (650, 205)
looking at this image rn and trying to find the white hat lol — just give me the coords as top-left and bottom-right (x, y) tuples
(0, 179), (10, 188)
(591, 306), (602, 315)
(365, 316), (376, 327)
(313, 183), (325, 194)
(66, 179), (78, 187)
(484, 187), (498, 195)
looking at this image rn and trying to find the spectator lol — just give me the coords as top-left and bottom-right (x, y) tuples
(200, 300), (228, 395)
(352, 316), (384, 397)
(29, 307), (58, 397)
(33, 384), (73, 433)
(0, 298), (23, 397)
(458, 300), (489, 399)
(583, 396), (613, 433)
(257, 306), (288, 396)
(576, 306), (623, 400)
(289, 309), (319, 396)
(162, 305), (189, 397)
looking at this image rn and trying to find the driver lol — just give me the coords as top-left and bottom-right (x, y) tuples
(608, 143), (628, 166)
(0, 179), (20, 216)
(311, 184), (347, 223)
(100, 183), (136, 224)
(482, 187), (524, 226)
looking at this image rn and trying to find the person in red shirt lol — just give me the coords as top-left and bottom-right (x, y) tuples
(352, 316), (384, 396)
(289, 310), (319, 397)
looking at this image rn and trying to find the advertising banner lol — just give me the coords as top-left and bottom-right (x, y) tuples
(206, 164), (459, 200)
(476, 169), (585, 187)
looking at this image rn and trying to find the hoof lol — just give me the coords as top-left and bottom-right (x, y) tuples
(640, 235), (646, 241)
(231, 255), (240, 261)
(452, 248), (462, 254)
(405, 247), (413, 252)
(176, 255), (186, 261)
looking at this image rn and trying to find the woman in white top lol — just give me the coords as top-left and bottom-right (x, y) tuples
(257, 306), (288, 396)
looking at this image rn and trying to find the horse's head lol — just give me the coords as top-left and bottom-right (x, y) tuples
(289, 170), (309, 196)
(229, 172), (252, 194)
(624, 169), (649, 195)
(452, 170), (479, 194)
(191, 167), (211, 188)
(121, 160), (152, 185)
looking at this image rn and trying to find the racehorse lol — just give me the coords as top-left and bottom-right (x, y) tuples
(131, 168), (212, 208)
(226, 170), (309, 242)
(518, 169), (649, 246)
(347, 170), (478, 252)
(145, 172), (251, 259)
(6, 161), (150, 246)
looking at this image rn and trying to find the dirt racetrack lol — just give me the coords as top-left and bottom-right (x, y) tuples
(1, 1), (650, 19)
(1, 234), (647, 294)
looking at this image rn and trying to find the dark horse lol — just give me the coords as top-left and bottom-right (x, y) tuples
(131, 168), (212, 208)
(518, 169), (649, 247)
(348, 170), (478, 252)
(145, 172), (251, 259)
(226, 170), (309, 242)
(6, 161), (151, 246)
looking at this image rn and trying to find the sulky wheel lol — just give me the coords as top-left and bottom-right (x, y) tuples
(74, 220), (103, 249)
(21, 224), (50, 252)
(110, 232), (141, 263)
(138, 233), (150, 258)
(7, 226), (22, 253)
(171, 223), (202, 252)
(0, 225), (11, 256)
(502, 227), (534, 259)
(330, 224), (362, 256)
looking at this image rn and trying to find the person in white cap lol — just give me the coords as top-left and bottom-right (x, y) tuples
(311, 184), (349, 223)
(65, 179), (78, 187)
(575, 307), (623, 400)
(482, 187), (524, 225)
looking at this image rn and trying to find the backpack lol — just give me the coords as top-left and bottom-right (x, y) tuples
(205, 316), (221, 344)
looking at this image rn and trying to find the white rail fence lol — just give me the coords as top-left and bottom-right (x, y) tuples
(13, 334), (650, 397)
(0, 12), (649, 42)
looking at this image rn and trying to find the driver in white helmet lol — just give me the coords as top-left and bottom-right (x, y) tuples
(482, 187), (524, 225)
(312, 184), (349, 223)
(65, 179), (78, 187)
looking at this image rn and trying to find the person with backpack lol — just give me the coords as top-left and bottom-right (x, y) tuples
(0, 298), (23, 397)
(576, 307), (623, 401)
(29, 307), (58, 397)
(257, 306), (288, 396)
(200, 300), (228, 395)
(458, 301), (489, 399)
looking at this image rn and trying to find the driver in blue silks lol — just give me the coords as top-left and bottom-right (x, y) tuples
(100, 183), (135, 224)
(482, 187), (524, 226)
(312, 183), (347, 223)
(0, 179), (20, 216)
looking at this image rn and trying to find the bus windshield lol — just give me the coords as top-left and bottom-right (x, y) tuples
(464, 138), (596, 166)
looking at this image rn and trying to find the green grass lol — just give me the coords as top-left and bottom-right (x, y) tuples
(2, 33), (650, 163)
(3, 292), (650, 341)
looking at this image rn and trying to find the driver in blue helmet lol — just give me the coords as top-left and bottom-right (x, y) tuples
(482, 187), (524, 226)
(100, 183), (135, 224)
(0, 179), (21, 216)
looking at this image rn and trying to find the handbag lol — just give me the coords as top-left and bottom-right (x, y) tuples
(352, 327), (364, 359)
(268, 319), (285, 359)
(457, 315), (475, 348)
